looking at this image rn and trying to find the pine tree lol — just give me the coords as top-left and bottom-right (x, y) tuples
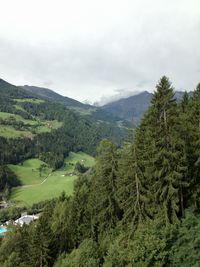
(88, 139), (121, 239)
(29, 210), (52, 267)
(70, 176), (92, 246)
(188, 83), (200, 210)
(139, 76), (187, 224)
(117, 129), (150, 235)
(51, 198), (74, 253)
(177, 92), (193, 211)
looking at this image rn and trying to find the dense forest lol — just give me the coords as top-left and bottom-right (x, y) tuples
(1, 76), (200, 266)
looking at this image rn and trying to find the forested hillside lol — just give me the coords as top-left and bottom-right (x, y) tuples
(0, 78), (128, 194)
(1, 76), (200, 266)
(21, 85), (130, 127)
(22, 85), (89, 108)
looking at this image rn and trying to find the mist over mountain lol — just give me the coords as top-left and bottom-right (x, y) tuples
(21, 85), (130, 128)
(21, 84), (193, 124)
(101, 90), (192, 123)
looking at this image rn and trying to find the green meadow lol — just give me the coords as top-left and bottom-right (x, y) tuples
(10, 152), (95, 206)
(11, 174), (77, 206)
(0, 112), (62, 138)
(0, 112), (38, 125)
(14, 98), (45, 104)
(0, 125), (31, 138)
(8, 159), (51, 185)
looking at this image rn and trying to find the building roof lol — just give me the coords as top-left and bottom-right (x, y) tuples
(15, 215), (38, 226)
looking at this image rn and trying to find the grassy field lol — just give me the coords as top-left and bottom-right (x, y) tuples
(0, 112), (38, 125)
(0, 125), (32, 138)
(0, 112), (63, 138)
(35, 120), (63, 133)
(63, 151), (95, 171)
(0, 112), (24, 120)
(8, 159), (51, 185)
(14, 104), (27, 112)
(15, 98), (45, 104)
(11, 152), (95, 206)
(12, 174), (77, 206)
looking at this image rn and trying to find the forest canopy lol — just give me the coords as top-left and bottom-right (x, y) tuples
(0, 76), (200, 266)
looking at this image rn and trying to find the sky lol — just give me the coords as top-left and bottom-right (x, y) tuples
(0, 0), (200, 104)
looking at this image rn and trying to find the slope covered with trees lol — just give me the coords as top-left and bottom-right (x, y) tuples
(0, 76), (200, 266)
(0, 78), (128, 195)
(21, 85), (130, 127)
(21, 85), (89, 109)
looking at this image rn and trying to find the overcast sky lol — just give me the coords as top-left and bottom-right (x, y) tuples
(0, 0), (200, 104)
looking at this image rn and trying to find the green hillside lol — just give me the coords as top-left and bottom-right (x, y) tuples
(0, 78), (127, 164)
(8, 159), (51, 185)
(22, 85), (87, 108)
(21, 84), (131, 127)
(0, 111), (62, 138)
(0, 77), (127, 209)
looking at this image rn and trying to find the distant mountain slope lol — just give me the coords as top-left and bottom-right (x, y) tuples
(21, 85), (130, 127)
(0, 79), (36, 99)
(21, 85), (88, 109)
(102, 91), (192, 123)
(0, 78), (129, 167)
(102, 91), (152, 123)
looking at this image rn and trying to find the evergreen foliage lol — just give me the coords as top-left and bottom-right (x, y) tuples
(88, 140), (121, 238)
(1, 76), (200, 266)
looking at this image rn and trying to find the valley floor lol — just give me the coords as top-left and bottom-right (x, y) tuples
(9, 152), (95, 206)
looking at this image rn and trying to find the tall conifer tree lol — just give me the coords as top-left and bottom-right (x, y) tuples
(189, 83), (200, 209)
(88, 140), (121, 238)
(138, 76), (187, 224)
(117, 130), (150, 235)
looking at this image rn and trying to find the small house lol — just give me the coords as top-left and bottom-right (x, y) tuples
(14, 215), (38, 226)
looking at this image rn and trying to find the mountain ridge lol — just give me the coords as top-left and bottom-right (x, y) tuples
(21, 85), (89, 109)
(0, 78), (128, 166)
(101, 90), (193, 123)
(21, 84), (192, 124)
(21, 84), (130, 127)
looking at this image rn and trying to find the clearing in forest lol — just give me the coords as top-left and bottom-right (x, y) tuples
(10, 152), (95, 206)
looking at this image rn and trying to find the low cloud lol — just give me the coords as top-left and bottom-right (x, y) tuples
(0, 0), (200, 102)
(97, 88), (141, 106)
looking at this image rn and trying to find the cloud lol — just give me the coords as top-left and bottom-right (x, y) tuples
(97, 88), (141, 106)
(0, 0), (200, 102)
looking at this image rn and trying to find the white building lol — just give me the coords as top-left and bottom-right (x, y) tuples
(14, 215), (38, 226)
